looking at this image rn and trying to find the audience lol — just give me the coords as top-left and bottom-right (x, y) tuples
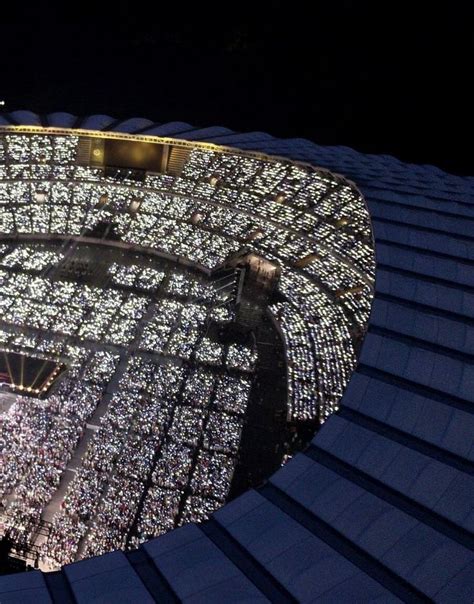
(0, 133), (374, 568)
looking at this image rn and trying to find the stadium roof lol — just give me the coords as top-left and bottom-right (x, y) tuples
(0, 111), (473, 603)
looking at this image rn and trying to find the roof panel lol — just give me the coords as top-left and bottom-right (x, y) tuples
(46, 112), (78, 128)
(145, 524), (268, 602)
(79, 114), (117, 130)
(0, 571), (52, 604)
(8, 110), (41, 125)
(64, 551), (153, 603)
(111, 117), (155, 133)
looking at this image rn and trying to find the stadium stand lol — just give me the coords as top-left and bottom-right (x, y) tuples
(0, 112), (472, 603)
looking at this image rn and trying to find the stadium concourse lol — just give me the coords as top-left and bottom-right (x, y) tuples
(0, 111), (472, 603)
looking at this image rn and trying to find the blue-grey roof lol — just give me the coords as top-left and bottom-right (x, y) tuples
(0, 111), (473, 603)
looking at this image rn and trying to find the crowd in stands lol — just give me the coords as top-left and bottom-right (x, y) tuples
(1, 346), (119, 549)
(0, 132), (375, 567)
(0, 249), (255, 567)
(37, 356), (253, 566)
(0, 134), (374, 421)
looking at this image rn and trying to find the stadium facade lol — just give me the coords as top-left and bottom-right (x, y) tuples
(0, 110), (473, 603)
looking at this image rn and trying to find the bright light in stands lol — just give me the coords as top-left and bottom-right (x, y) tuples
(0, 129), (375, 571)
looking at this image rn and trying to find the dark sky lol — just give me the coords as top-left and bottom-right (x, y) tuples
(0, 8), (472, 175)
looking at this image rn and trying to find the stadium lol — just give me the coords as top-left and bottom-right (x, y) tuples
(0, 110), (472, 603)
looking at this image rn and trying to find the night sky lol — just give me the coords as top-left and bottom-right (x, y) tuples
(0, 8), (472, 174)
